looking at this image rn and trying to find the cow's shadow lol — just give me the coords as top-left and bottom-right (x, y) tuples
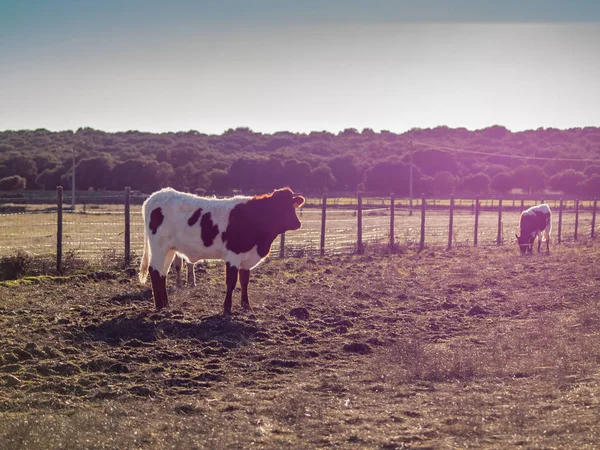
(69, 307), (258, 349)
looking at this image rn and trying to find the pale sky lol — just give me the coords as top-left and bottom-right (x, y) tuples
(1, 0), (600, 135)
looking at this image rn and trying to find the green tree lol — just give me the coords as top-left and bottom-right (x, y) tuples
(411, 149), (458, 177)
(548, 169), (586, 195)
(364, 161), (420, 195)
(328, 155), (361, 191)
(138, 161), (174, 193)
(483, 164), (511, 179)
(0, 155), (38, 189)
(491, 172), (513, 194)
(208, 169), (230, 194)
(64, 155), (113, 190)
(227, 157), (283, 192)
(460, 173), (491, 195)
(512, 165), (546, 194)
(417, 175), (434, 196)
(432, 171), (458, 196)
(36, 167), (66, 190)
(479, 125), (510, 139)
(579, 175), (600, 197)
(280, 159), (311, 192)
(105, 159), (173, 192)
(0, 175), (26, 190)
(310, 164), (336, 194)
(584, 165), (600, 178)
(105, 159), (146, 191)
(172, 162), (208, 191)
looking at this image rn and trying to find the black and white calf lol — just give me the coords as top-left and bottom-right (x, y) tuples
(139, 187), (305, 315)
(515, 204), (552, 255)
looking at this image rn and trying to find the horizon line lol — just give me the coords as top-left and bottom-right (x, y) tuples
(2, 124), (600, 136)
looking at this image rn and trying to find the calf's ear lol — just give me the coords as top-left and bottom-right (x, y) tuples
(293, 195), (305, 208)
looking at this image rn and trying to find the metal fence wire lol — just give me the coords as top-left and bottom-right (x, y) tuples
(0, 189), (597, 270)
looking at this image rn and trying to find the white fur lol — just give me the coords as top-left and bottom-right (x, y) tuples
(139, 188), (264, 283)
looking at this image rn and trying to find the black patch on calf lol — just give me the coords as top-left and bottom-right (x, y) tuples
(223, 188), (303, 257)
(200, 212), (219, 247)
(257, 238), (272, 257)
(149, 208), (164, 235)
(222, 202), (261, 255)
(187, 208), (203, 226)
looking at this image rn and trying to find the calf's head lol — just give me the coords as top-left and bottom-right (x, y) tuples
(515, 233), (531, 255)
(247, 187), (305, 236)
(269, 187), (305, 233)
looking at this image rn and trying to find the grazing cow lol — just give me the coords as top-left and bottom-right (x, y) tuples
(515, 204), (552, 255)
(139, 187), (305, 315)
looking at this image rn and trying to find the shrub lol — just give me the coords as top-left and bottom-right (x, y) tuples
(0, 251), (32, 280)
(0, 175), (26, 190)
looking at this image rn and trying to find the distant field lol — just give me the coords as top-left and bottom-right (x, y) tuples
(0, 201), (596, 264)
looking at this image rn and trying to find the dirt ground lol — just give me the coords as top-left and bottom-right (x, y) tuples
(1, 241), (600, 449)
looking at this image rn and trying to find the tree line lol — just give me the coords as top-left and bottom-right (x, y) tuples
(1, 125), (600, 196)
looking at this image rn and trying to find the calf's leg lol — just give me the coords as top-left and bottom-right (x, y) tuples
(149, 266), (168, 310)
(150, 250), (176, 310)
(187, 262), (196, 287)
(239, 269), (251, 311)
(223, 262), (238, 316)
(174, 255), (183, 287)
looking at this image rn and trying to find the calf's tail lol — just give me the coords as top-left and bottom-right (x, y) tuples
(543, 213), (552, 242)
(139, 233), (150, 284)
(139, 204), (150, 284)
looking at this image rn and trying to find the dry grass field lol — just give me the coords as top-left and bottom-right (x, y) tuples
(0, 240), (599, 449)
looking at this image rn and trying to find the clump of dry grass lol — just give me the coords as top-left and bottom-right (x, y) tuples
(373, 338), (478, 384)
(0, 251), (33, 281)
(275, 390), (324, 425)
(0, 250), (95, 281)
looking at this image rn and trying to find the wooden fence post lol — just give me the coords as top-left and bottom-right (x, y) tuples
(474, 196), (480, 247)
(497, 198), (503, 246)
(124, 187), (131, 266)
(279, 233), (285, 258)
(448, 195), (454, 250)
(592, 198), (597, 238)
(357, 192), (363, 254)
(389, 193), (395, 251)
(57, 186), (63, 273)
(320, 194), (327, 256)
(558, 199), (563, 243)
(419, 194), (426, 252)
(574, 199), (579, 241)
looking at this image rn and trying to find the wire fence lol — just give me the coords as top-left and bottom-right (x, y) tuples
(0, 189), (597, 271)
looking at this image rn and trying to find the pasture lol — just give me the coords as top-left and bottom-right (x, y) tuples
(1, 241), (600, 448)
